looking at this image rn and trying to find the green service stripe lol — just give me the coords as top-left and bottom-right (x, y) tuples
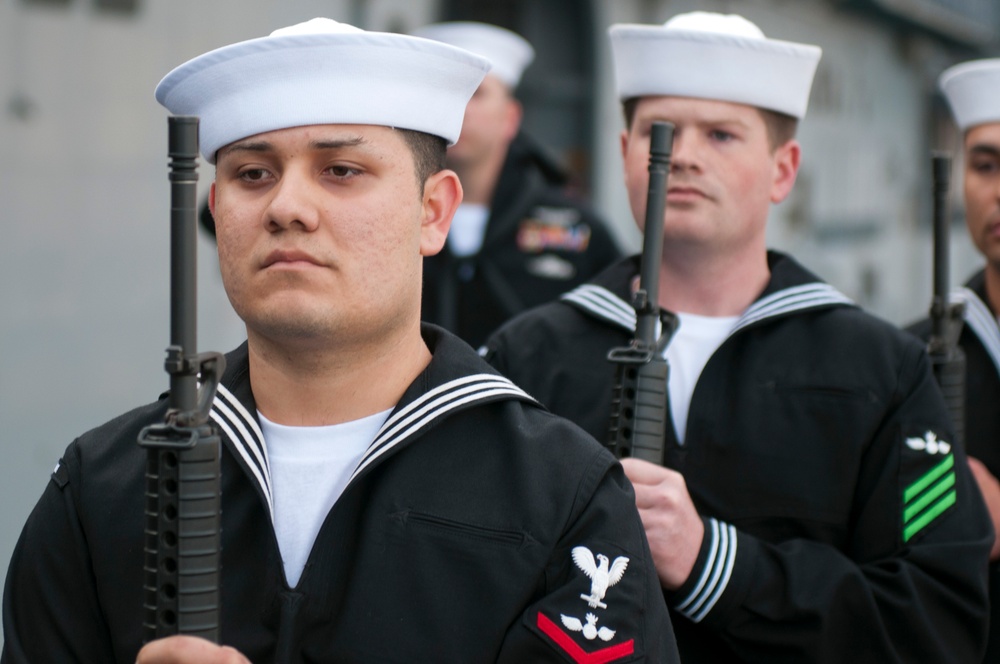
(903, 454), (955, 503)
(904, 472), (956, 523)
(903, 490), (957, 542)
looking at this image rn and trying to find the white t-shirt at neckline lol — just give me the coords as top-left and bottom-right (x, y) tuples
(664, 312), (739, 444)
(259, 407), (392, 587)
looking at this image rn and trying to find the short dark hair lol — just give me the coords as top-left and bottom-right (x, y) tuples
(621, 97), (798, 152)
(757, 108), (799, 150)
(396, 128), (448, 193)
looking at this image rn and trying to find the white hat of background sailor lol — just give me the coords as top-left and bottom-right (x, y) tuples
(939, 58), (1000, 132)
(154, 17), (491, 162)
(609, 11), (822, 119)
(412, 21), (535, 89)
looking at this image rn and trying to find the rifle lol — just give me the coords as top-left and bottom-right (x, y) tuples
(606, 121), (677, 464)
(926, 152), (966, 446)
(137, 116), (225, 642)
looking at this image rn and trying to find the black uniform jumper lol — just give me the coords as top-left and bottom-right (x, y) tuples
(908, 268), (1000, 662)
(484, 252), (993, 663)
(3, 326), (679, 664)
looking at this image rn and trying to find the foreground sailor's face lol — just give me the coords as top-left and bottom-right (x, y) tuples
(209, 123), (438, 347)
(620, 95), (798, 257)
(963, 122), (1000, 267)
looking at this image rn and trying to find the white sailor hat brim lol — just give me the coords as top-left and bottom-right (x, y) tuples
(609, 15), (822, 119)
(412, 21), (535, 89)
(155, 19), (491, 162)
(940, 58), (1000, 132)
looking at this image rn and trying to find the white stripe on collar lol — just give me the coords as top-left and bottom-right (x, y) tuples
(349, 374), (534, 484)
(732, 283), (854, 334)
(956, 287), (1000, 375)
(211, 374), (533, 519)
(561, 284), (636, 330)
(211, 383), (274, 519)
(562, 282), (853, 336)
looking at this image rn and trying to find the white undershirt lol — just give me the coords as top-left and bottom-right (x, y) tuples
(259, 408), (391, 587)
(664, 312), (739, 444)
(447, 203), (490, 257)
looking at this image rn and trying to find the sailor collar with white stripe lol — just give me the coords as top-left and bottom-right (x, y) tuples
(208, 325), (536, 521)
(561, 251), (855, 336)
(954, 270), (1000, 376)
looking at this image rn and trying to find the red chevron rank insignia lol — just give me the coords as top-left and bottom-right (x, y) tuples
(537, 612), (635, 663)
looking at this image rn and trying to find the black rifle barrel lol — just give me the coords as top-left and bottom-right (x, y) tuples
(931, 154), (951, 342)
(635, 122), (674, 346)
(927, 152), (966, 447)
(606, 121), (676, 464)
(138, 116), (224, 644)
(169, 117), (200, 415)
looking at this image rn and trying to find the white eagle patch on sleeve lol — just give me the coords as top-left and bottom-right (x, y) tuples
(571, 545), (629, 610)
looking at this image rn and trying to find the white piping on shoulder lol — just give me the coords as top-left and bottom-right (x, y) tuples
(956, 287), (1000, 376)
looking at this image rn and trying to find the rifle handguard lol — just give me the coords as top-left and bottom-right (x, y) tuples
(605, 121), (675, 465)
(138, 115), (223, 643)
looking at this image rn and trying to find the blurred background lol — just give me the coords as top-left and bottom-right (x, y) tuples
(1, 0), (998, 643)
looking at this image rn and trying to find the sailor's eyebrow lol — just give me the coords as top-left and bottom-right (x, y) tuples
(968, 144), (1000, 159)
(220, 136), (368, 158)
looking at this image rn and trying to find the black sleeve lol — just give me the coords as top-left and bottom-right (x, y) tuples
(496, 450), (681, 663)
(2, 445), (117, 664)
(668, 345), (992, 663)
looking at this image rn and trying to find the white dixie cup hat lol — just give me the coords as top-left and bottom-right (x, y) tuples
(155, 17), (492, 162)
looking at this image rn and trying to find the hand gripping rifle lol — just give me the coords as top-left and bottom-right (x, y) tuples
(606, 121), (678, 464)
(926, 152), (966, 446)
(137, 116), (225, 642)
